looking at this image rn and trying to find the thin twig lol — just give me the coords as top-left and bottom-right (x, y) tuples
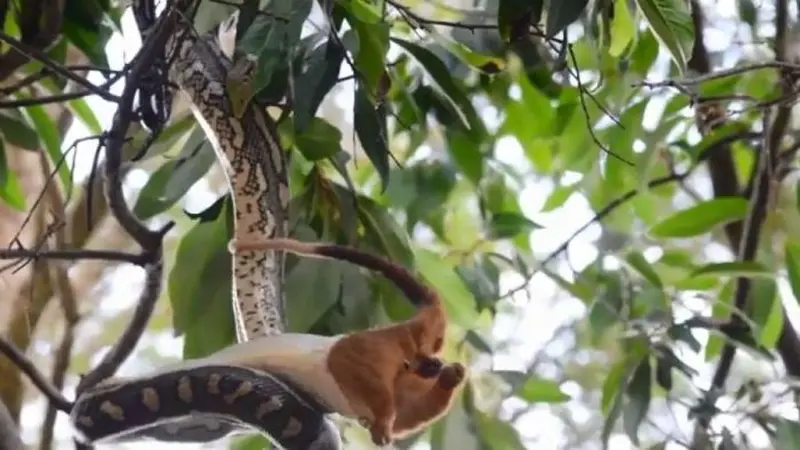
(0, 90), (97, 108)
(637, 61), (800, 89)
(39, 151), (81, 450)
(567, 44), (633, 166)
(501, 170), (692, 300)
(0, 31), (121, 102)
(0, 336), (72, 412)
(0, 248), (149, 265)
(385, 0), (503, 33)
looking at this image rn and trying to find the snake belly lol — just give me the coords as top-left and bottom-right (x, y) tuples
(70, 364), (340, 449)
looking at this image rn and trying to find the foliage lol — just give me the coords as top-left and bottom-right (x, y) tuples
(1, 0), (800, 449)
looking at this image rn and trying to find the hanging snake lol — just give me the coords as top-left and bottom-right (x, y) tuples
(68, 1), (342, 448)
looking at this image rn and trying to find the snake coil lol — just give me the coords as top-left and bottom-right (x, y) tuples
(69, 2), (341, 448)
(70, 365), (337, 449)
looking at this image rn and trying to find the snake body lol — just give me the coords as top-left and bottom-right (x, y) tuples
(69, 3), (341, 448)
(168, 13), (290, 343)
(70, 365), (338, 449)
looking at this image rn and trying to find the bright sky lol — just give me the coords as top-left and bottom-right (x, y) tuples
(15, 1), (800, 449)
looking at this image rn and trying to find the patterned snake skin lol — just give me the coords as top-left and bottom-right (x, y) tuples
(69, 4), (342, 449)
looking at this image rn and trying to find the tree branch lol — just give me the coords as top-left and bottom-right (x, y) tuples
(0, 336), (72, 412)
(39, 151), (81, 450)
(0, 31), (119, 102)
(73, 2), (182, 394)
(686, 1), (800, 437)
(502, 169), (693, 300)
(0, 248), (149, 265)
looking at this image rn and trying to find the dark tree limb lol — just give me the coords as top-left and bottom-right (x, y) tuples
(687, 0), (800, 427)
(73, 1), (183, 395)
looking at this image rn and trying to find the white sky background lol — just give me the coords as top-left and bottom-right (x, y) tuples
(15, 0), (800, 449)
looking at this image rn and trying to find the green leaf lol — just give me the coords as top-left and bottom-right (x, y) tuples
(354, 84), (390, 190)
(62, 19), (114, 67)
(601, 360), (628, 446)
(66, 97), (103, 135)
(413, 248), (479, 328)
(0, 111), (39, 150)
(38, 77), (103, 134)
(133, 116), (197, 160)
(353, 191), (415, 268)
(293, 39), (346, 131)
(545, 0), (589, 38)
(446, 130), (484, 184)
(774, 418), (800, 448)
(342, 0), (382, 23)
(0, 141), (26, 211)
(473, 410), (526, 450)
(795, 179), (799, 211)
(750, 278), (782, 349)
(634, 0), (694, 73)
(541, 183), (577, 212)
(285, 254), (344, 332)
(689, 261), (772, 279)
(737, 0), (757, 27)
(134, 129), (216, 220)
(465, 330), (493, 353)
(488, 211), (542, 239)
(648, 197), (749, 238)
(426, 27), (505, 73)
(498, 0), (544, 41)
(162, 143), (216, 201)
(588, 273), (624, 342)
(345, 15), (389, 96)
(624, 251), (663, 288)
(229, 434), (273, 450)
(623, 357), (652, 446)
(21, 104), (71, 190)
(391, 37), (484, 136)
(237, 0), (312, 96)
(654, 357), (672, 391)
(518, 377), (571, 403)
(168, 199), (236, 358)
(787, 241), (800, 306)
(609, 0), (636, 56)
(292, 117), (343, 161)
(601, 359), (628, 414)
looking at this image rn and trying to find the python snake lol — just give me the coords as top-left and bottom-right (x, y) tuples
(69, 2), (341, 448)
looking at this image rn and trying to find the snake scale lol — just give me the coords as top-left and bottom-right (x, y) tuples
(69, 1), (342, 448)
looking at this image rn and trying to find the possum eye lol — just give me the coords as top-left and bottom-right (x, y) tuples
(403, 359), (411, 370)
(433, 337), (443, 352)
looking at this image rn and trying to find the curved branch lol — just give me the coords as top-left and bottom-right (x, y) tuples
(75, 239), (167, 392)
(73, 0), (178, 395)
